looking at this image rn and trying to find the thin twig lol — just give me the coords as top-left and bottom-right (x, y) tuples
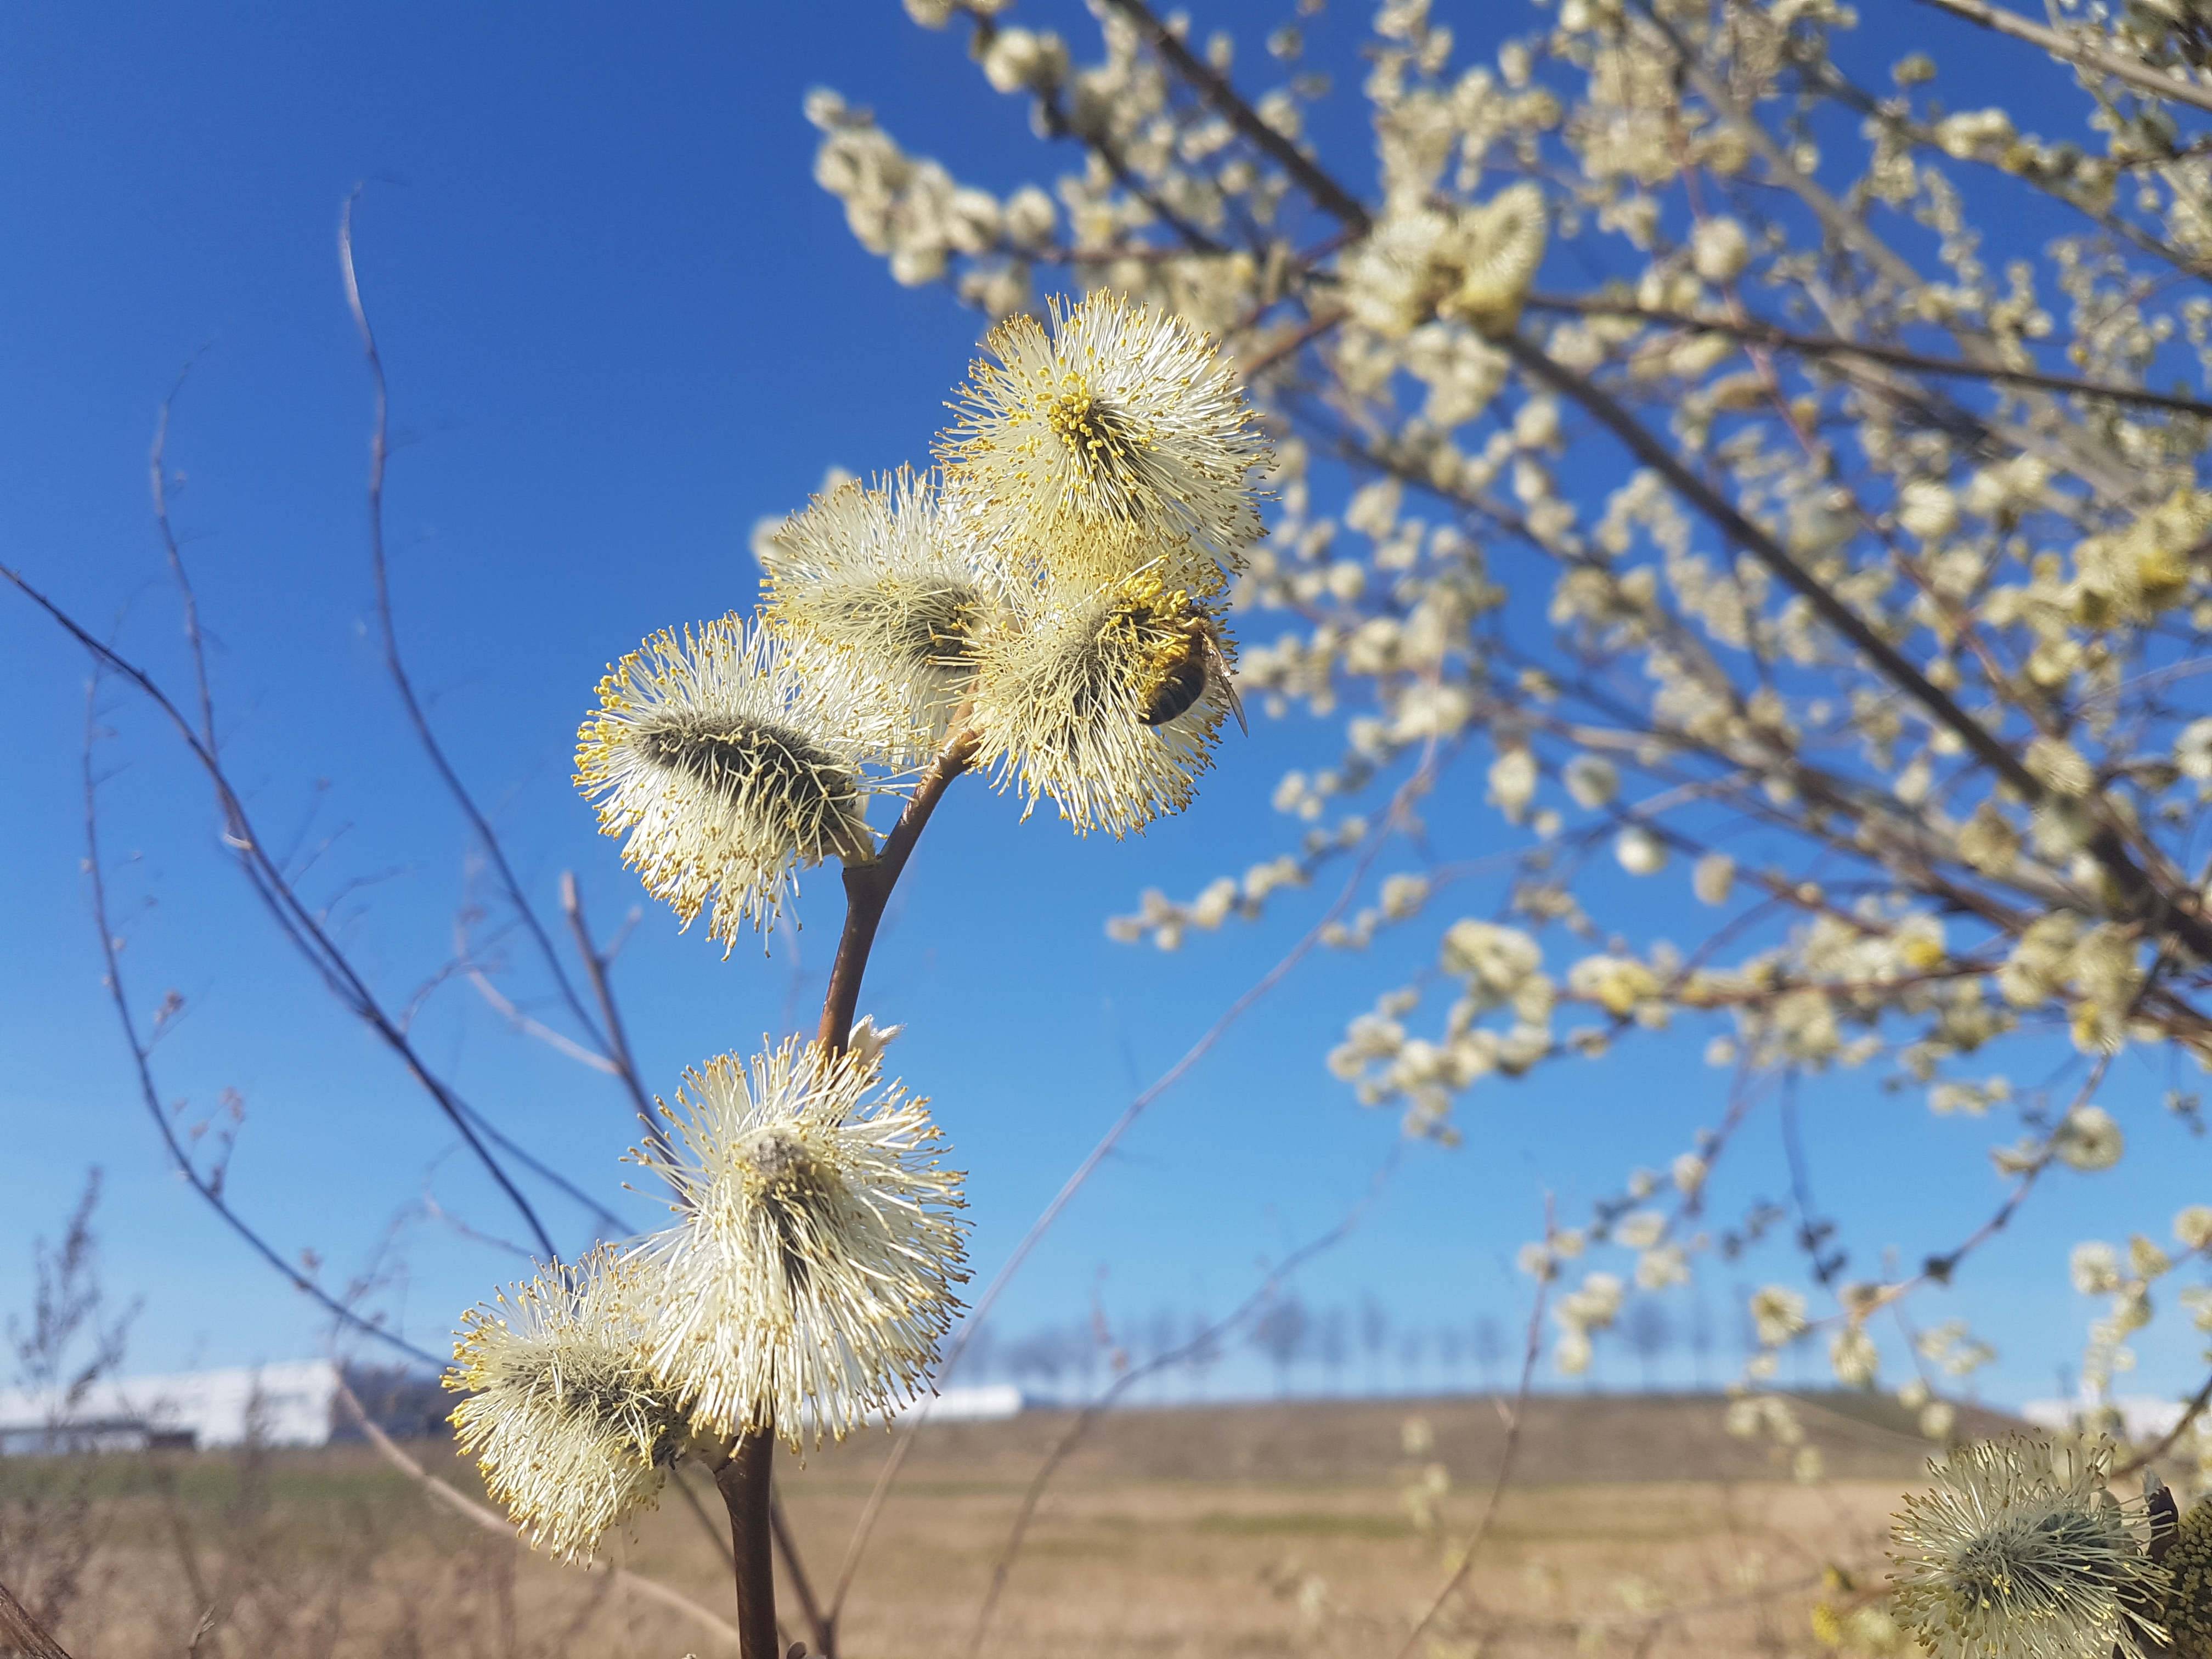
(331, 1378), (740, 1651)
(828, 741), (1442, 1620)
(7, 557), (560, 1259)
(1237, 306), (1346, 377)
(2118, 1368), (2212, 1476)
(337, 189), (620, 1087)
(771, 1488), (836, 1659)
(1393, 1257), (1552, 1659)
(964, 1148), (1400, 1658)
(562, 871), (670, 1161)
(78, 676), (443, 1368)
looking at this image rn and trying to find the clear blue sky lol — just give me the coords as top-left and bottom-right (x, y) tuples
(3, 1), (2203, 1410)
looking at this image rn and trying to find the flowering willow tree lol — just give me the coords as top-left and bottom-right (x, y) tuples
(806, 0), (2212, 1467)
(443, 292), (1266, 1658)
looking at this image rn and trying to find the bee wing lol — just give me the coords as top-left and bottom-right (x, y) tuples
(1205, 634), (1249, 736)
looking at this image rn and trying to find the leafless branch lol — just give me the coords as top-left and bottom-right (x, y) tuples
(1393, 1246), (1551, 1658)
(1917, 0), (2212, 117)
(964, 1147), (1400, 1658)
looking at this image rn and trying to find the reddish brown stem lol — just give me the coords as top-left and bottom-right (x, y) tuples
(715, 1429), (781, 1659)
(817, 727), (980, 1054)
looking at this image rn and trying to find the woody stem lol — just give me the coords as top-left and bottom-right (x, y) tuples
(714, 1427), (781, 1659)
(723, 723), (979, 1659)
(817, 726), (980, 1054)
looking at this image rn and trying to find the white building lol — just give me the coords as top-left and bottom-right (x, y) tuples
(0, 1361), (341, 1454)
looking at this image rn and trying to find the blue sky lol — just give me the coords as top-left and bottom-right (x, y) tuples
(3, 1), (2205, 1411)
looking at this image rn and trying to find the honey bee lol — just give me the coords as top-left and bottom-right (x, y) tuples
(1139, 606), (1247, 735)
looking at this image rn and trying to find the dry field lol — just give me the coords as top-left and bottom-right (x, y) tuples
(0, 1392), (2016, 1658)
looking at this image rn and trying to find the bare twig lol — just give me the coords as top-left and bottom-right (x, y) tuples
(828, 741), (1443, 1621)
(561, 870), (670, 1161)
(964, 1148), (1400, 1658)
(1237, 305), (1346, 377)
(770, 1489), (836, 1659)
(1917, 0), (2212, 117)
(1393, 1255), (1551, 1659)
(2119, 1367), (2212, 1476)
(7, 557), (560, 1259)
(77, 676), (444, 1368)
(331, 1378), (740, 1651)
(338, 189), (623, 1096)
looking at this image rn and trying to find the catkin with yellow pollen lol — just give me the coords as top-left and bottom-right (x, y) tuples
(574, 614), (903, 952)
(445, 1249), (688, 1564)
(970, 566), (1237, 837)
(1888, 1435), (2167, 1659)
(630, 1036), (968, 1450)
(760, 466), (1000, 747)
(939, 291), (1268, 590)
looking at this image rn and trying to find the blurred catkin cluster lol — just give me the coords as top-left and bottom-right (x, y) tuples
(799, 0), (2212, 1460)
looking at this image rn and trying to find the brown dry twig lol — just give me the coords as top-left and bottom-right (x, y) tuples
(1393, 1245), (1553, 1659)
(963, 1147), (1401, 1657)
(331, 1377), (741, 1651)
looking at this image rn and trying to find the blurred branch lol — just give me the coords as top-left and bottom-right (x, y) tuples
(1394, 1242), (1552, 1659)
(1523, 292), (2212, 419)
(0, 1577), (72, 1659)
(1099, 0), (1372, 235)
(1917, 0), (2212, 117)
(965, 1146), (1401, 1657)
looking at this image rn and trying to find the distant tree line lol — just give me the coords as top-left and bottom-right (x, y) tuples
(956, 1289), (1739, 1403)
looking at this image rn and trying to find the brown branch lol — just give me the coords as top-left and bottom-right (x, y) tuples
(710, 1431), (781, 1659)
(817, 725), (981, 1054)
(2118, 1368), (2212, 1476)
(1917, 0), (2212, 117)
(1500, 331), (2212, 961)
(1032, 86), (1227, 257)
(1099, 0), (1371, 235)
(1237, 305), (1346, 376)
(1525, 292), (2212, 418)
(0, 1577), (71, 1659)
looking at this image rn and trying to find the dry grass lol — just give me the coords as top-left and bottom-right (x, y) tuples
(1, 1392), (2000, 1657)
